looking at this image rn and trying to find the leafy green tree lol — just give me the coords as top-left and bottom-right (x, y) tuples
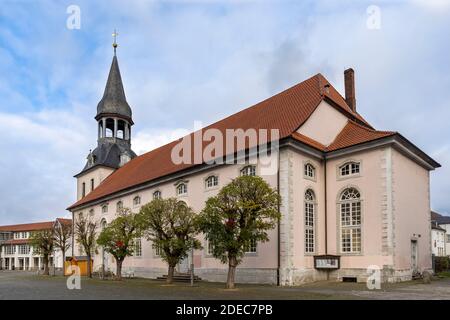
(97, 208), (142, 280)
(139, 198), (200, 284)
(75, 215), (97, 278)
(197, 175), (280, 289)
(29, 229), (54, 276)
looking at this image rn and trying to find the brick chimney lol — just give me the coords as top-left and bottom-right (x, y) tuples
(344, 68), (356, 112)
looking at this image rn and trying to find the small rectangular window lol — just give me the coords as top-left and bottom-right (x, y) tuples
(90, 179), (94, 191)
(244, 239), (257, 253)
(82, 182), (86, 197)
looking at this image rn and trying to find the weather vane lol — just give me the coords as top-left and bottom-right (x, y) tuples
(112, 29), (118, 55)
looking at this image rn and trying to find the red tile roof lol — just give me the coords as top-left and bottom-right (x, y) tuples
(326, 120), (396, 151)
(0, 221), (54, 232)
(0, 218), (71, 232)
(66, 73), (394, 210)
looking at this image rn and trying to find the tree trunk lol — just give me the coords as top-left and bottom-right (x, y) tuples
(43, 255), (49, 276)
(226, 255), (237, 289)
(62, 250), (65, 275)
(87, 253), (92, 278)
(116, 259), (123, 280)
(167, 264), (175, 284)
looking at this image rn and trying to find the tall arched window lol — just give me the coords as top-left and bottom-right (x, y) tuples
(339, 188), (362, 253)
(304, 189), (316, 253)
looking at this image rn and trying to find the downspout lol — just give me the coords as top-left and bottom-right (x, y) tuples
(324, 157), (328, 254)
(277, 149), (281, 287)
(71, 211), (75, 258)
(324, 156), (329, 281)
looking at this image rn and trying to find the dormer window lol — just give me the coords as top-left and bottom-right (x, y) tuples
(240, 165), (256, 177)
(133, 196), (141, 206)
(120, 153), (131, 167)
(205, 175), (219, 189)
(339, 161), (360, 177)
(176, 183), (187, 196)
(304, 163), (316, 179)
(153, 191), (161, 200)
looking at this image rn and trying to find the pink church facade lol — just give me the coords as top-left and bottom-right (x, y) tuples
(68, 53), (440, 285)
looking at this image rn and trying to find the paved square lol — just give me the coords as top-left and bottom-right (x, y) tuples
(0, 271), (449, 300)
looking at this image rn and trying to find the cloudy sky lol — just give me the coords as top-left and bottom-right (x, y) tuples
(0, 0), (449, 224)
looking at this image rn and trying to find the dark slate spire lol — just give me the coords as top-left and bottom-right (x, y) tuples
(96, 55), (133, 123)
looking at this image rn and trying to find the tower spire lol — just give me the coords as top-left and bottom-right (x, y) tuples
(112, 29), (118, 56)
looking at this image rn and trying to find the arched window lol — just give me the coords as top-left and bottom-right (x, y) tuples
(205, 175), (219, 189)
(117, 120), (126, 139)
(176, 183), (187, 196)
(133, 196), (141, 206)
(304, 189), (316, 253)
(89, 209), (94, 217)
(304, 163), (316, 179)
(240, 165), (256, 177)
(339, 188), (362, 253)
(339, 161), (360, 177)
(116, 201), (123, 213)
(78, 212), (83, 220)
(153, 191), (161, 200)
(101, 219), (107, 230)
(102, 204), (108, 214)
(105, 118), (114, 137)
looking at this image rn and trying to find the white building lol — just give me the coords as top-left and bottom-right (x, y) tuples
(0, 219), (72, 271)
(431, 222), (446, 257)
(431, 211), (450, 256)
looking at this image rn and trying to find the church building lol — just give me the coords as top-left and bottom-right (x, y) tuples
(68, 46), (440, 285)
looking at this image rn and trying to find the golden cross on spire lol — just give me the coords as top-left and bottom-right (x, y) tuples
(112, 29), (118, 55)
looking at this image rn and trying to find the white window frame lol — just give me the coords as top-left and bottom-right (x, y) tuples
(205, 175), (219, 189)
(303, 162), (316, 181)
(176, 183), (188, 196)
(338, 187), (362, 254)
(240, 165), (256, 177)
(153, 190), (162, 200)
(304, 189), (316, 254)
(134, 238), (142, 257)
(244, 239), (257, 254)
(133, 196), (141, 207)
(338, 161), (361, 179)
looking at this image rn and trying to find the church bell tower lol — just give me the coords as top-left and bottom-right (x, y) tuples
(75, 31), (136, 200)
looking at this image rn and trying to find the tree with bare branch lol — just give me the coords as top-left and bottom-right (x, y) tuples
(53, 219), (72, 273)
(29, 229), (54, 276)
(75, 215), (97, 278)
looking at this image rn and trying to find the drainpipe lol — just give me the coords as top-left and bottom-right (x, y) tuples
(324, 157), (328, 254)
(276, 150), (281, 287)
(71, 211), (75, 258)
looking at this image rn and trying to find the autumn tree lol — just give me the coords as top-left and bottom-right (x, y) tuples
(97, 208), (142, 280)
(29, 229), (54, 276)
(139, 198), (200, 284)
(53, 219), (72, 272)
(197, 175), (280, 289)
(75, 215), (97, 278)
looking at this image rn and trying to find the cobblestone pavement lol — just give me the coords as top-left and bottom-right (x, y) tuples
(0, 270), (449, 300)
